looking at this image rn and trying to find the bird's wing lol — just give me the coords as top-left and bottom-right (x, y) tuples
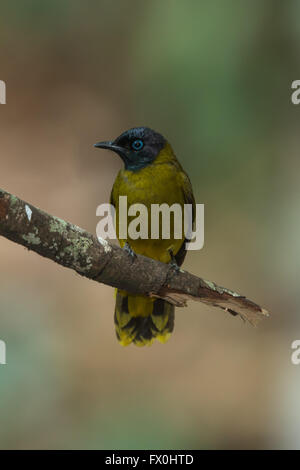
(179, 170), (196, 229)
(175, 169), (196, 266)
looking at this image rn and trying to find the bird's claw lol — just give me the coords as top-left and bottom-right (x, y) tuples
(123, 242), (137, 260)
(168, 249), (180, 273)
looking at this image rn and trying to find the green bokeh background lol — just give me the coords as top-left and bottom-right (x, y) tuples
(0, 0), (300, 449)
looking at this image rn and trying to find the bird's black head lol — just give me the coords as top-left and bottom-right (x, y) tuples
(94, 127), (166, 171)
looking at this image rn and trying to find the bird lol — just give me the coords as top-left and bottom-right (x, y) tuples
(94, 127), (195, 346)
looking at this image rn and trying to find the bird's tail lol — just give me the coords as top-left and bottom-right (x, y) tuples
(114, 289), (175, 346)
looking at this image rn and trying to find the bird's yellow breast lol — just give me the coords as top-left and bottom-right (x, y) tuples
(111, 144), (186, 263)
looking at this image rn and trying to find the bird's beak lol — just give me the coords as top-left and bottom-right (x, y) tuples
(94, 140), (118, 150)
(94, 140), (128, 161)
(94, 140), (125, 153)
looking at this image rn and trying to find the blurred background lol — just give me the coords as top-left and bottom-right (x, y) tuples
(0, 0), (299, 450)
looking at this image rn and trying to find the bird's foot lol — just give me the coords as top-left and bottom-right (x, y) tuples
(123, 242), (137, 260)
(168, 249), (180, 273)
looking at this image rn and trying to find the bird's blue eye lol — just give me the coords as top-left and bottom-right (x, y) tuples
(131, 139), (144, 151)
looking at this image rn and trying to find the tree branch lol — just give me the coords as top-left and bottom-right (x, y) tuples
(0, 188), (269, 326)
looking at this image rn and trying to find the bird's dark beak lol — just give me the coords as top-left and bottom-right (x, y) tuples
(94, 140), (128, 162)
(94, 140), (117, 150)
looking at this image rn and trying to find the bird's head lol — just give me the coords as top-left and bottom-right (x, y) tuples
(94, 127), (166, 171)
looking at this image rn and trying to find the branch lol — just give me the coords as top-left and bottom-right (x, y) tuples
(0, 188), (269, 326)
